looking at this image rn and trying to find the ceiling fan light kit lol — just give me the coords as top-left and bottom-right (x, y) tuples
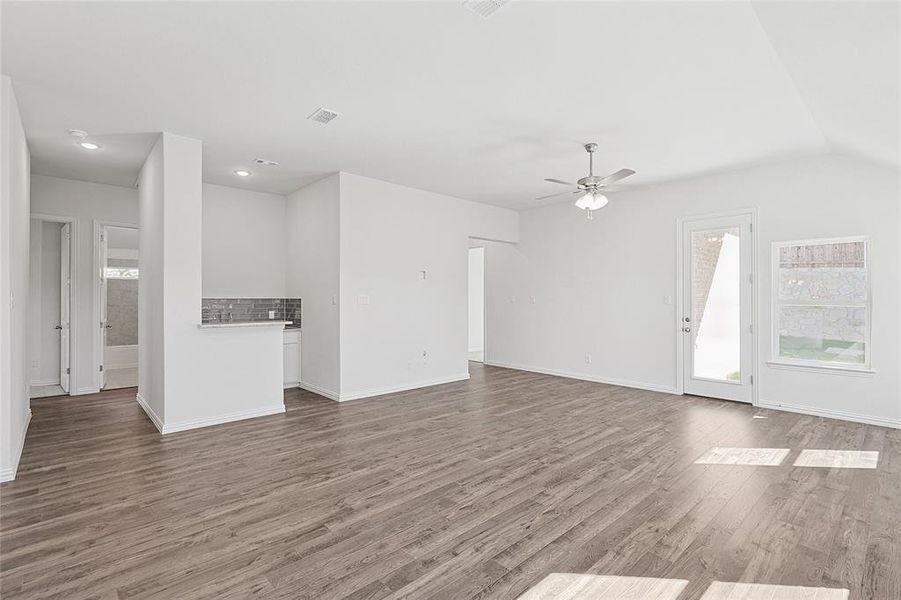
(539, 142), (636, 220)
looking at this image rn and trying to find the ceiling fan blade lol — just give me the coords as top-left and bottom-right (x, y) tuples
(544, 178), (575, 186)
(597, 168), (636, 185)
(535, 189), (579, 201)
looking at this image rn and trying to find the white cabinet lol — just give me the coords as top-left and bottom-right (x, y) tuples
(283, 329), (301, 387)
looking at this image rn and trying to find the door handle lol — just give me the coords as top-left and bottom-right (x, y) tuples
(55, 325), (63, 330)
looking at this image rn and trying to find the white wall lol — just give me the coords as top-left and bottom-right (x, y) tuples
(468, 247), (485, 352)
(485, 153), (900, 426)
(138, 136), (165, 421)
(202, 183), (287, 298)
(138, 133), (284, 432)
(286, 174), (340, 397)
(337, 172), (518, 399)
(1, 75), (32, 481)
(31, 174), (139, 394)
(29, 220), (63, 385)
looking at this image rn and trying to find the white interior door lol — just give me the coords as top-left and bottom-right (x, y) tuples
(59, 223), (71, 393)
(681, 214), (753, 403)
(99, 227), (109, 389)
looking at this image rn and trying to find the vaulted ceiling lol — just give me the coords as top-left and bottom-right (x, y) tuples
(2, 1), (897, 209)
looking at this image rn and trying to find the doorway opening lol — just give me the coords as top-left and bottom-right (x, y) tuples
(28, 215), (76, 399)
(678, 211), (756, 404)
(97, 224), (139, 390)
(468, 246), (485, 364)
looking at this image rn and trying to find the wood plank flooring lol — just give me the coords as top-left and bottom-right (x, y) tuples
(1, 363), (899, 599)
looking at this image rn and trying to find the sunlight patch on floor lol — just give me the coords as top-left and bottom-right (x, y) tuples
(699, 581), (849, 599)
(695, 447), (790, 466)
(516, 574), (688, 600)
(794, 449), (878, 469)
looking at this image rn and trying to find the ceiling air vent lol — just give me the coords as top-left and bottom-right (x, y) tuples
(462, 0), (509, 18)
(307, 107), (341, 124)
(254, 158), (280, 167)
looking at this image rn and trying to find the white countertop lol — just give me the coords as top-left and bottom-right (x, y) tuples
(197, 320), (293, 329)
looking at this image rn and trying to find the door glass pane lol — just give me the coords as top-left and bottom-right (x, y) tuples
(691, 227), (741, 381)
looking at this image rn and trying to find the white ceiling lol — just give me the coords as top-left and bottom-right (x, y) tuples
(2, 1), (897, 209)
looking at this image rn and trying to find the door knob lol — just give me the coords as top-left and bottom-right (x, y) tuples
(682, 326), (691, 333)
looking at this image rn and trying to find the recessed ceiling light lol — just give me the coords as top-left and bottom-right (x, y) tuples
(234, 169), (252, 177)
(79, 141), (101, 150)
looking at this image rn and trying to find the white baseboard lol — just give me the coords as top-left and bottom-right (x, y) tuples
(30, 379), (60, 387)
(338, 373), (471, 402)
(0, 409), (32, 483)
(136, 392), (164, 433)
(137, 391), (285, 434)
(75, 386), (101, 395)
(284, 381), (299, 389)
(485, 361), (680, 395)
(757, 399), (901, 430)
(105, 344), (138, 370)
(161, 404), (286, 434)
(298, 381), (340, 401)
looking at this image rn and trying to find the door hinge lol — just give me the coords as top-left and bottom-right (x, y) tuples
(750, 375), (754, 385)
(99, 365), (104, 372)
(749, 223), (753, 232)
(66, 367), (70, 375)
(749, 323), (753, 334)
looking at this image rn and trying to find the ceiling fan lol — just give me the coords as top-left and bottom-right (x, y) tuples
(538, 143), (636, 219)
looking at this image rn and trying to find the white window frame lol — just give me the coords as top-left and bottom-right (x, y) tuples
(769, 235), (873, 374)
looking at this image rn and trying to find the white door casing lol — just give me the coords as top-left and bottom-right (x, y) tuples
(99, 226), (109, 390)
(59, 222), (71, 393)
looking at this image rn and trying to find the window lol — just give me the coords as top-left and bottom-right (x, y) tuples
(771, 237), (870, 371)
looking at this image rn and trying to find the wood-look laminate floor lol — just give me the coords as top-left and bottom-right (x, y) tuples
(1, 364), (899, 600)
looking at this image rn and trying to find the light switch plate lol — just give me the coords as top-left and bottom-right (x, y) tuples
(358, 294), (370, 305)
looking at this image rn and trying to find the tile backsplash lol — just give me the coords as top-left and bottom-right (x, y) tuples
(201, 297), (301, 327)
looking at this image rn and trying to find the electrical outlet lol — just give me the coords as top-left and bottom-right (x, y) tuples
(419, 270), (427, 280)
(530, 295), (536, 304)
(584, 353), (592, 364)
(268, 309), (276, 319)
(357, 294), (370, 305)
(510, 295), (517, 304)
